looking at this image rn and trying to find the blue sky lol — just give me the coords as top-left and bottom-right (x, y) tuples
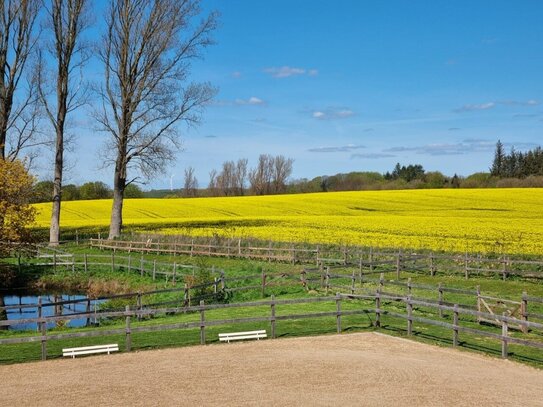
(52, 0), (543, 189)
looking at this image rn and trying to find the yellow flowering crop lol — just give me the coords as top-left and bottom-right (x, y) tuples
(33, 188), (543, 255)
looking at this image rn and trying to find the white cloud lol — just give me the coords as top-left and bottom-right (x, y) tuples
(231, 71), (242, 78)
(264, 66), (318, 78)
(454, 102), (495, 113)
(454, 99), (540, 113)
(383, 139), (497, 156)
(351, 153), (396, 159)
(308, 144), (365, 153)
(311, 107), (355, 120)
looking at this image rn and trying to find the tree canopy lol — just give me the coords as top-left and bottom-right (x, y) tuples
(0, 159), (36, 254)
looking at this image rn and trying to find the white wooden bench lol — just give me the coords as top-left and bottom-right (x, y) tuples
(62, 343), (119, 358)
(218, 330), (267, 343)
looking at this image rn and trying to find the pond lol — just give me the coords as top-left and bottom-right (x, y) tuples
(1, 293), (105, 331)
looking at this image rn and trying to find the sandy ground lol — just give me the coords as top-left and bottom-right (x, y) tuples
(2, 332), (543, 407)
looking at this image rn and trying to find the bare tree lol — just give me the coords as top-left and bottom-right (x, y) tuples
(216, 160), (235, 196)
(96, 0), (218, 238)
(272, 155), (293, 194)
(235, 158), (248, 195)
(183, 166), (198, 197)
(39, 0), (90, 246)
(249, 154), (273, 195)
(0, 0), (42, 160)
(208, 168), (217, 196)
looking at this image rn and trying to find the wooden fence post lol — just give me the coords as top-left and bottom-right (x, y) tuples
(200, 300), (206, 345)
(172, 263), (177, 285)
(136, 292), (142, 321)
(220, 270), (225, 291)
(261, 268), (266, 298)
(359, 257), (363, 286)
(369, 247), (374, 274)
(429, 252), (435, 276)
(464, 252), (469, 279)
(476, 286), (481, 323)
(238, 239), (241, 256)
(76, 229), (79, 245)
(140, 256), (144, 277)
(316, 245), (320, 266)
(375, 290), (381, 328)
(502, 256), (508, 281)
(36, 296), (47, 360)
(152, 260), (156, 281)
(453, 304), (459, 347)
(336, 293), (342, 333)
(85, 296), (91, 326)
(325, 267), (330, 294)
(183, 283), (189, 306)
(407, 277), (412, 296)
(407, 295), (413, 335)
(125, 305), (132, 352)
(379, 273), (384, 292)
(270, 295), (276, 339)
(319, 262), (324, 288)
(501, 312), (508, 359)
(37, 296), (42, 332)
(351, 269), (356, 295)
(190, 239), (194, 258)
(111, 252), (115, 272)
(521, 291), (528, 334)
(40, 315), (47, 361)
(396, 249), (402, 279)
(84, 253), (88, 273)
(438, 283), (444, 318)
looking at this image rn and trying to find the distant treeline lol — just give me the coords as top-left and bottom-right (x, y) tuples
(31, 142), (543, 203)
(31, 181), (144, 203)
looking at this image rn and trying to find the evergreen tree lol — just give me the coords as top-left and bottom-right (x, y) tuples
(490, 140), (505, 177)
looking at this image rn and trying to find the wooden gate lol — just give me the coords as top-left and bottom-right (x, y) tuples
(477, 295), (527, 333)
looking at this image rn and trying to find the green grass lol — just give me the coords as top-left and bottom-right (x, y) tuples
(1, 243), (542, 366)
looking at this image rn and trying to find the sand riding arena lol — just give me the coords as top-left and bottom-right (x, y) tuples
(2, 332), (542, 406)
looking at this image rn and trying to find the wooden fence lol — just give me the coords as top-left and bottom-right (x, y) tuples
(305, 268), (543, 331)
(88, 237), (543, 280)
(1, 290), (542, 363)
(22, 252), (543, 326)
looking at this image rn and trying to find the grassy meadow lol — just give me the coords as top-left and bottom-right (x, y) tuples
(33, 188), (543, 255)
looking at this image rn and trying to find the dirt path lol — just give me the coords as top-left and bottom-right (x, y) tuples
(2, 333), (542, 406)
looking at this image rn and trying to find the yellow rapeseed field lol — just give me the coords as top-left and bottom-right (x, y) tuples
(33, 189), (543, 255)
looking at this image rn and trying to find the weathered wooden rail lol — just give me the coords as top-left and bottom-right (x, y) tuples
(10, 254), (543, 325)
(88, 237), (543, 280)
(1, 292), (542, 363)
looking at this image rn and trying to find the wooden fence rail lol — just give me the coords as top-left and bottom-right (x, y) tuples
(88, 237), (543, 280)
(4, 265), (543, 328)
(1, 292), (542, 362)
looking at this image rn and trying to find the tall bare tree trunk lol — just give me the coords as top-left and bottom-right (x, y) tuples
(41, 0), (89, 246)
(109, 157), (126, 239)
(49, 110), (65, 246)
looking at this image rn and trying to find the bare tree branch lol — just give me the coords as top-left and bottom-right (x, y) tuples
(96, 0), (218, 238)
